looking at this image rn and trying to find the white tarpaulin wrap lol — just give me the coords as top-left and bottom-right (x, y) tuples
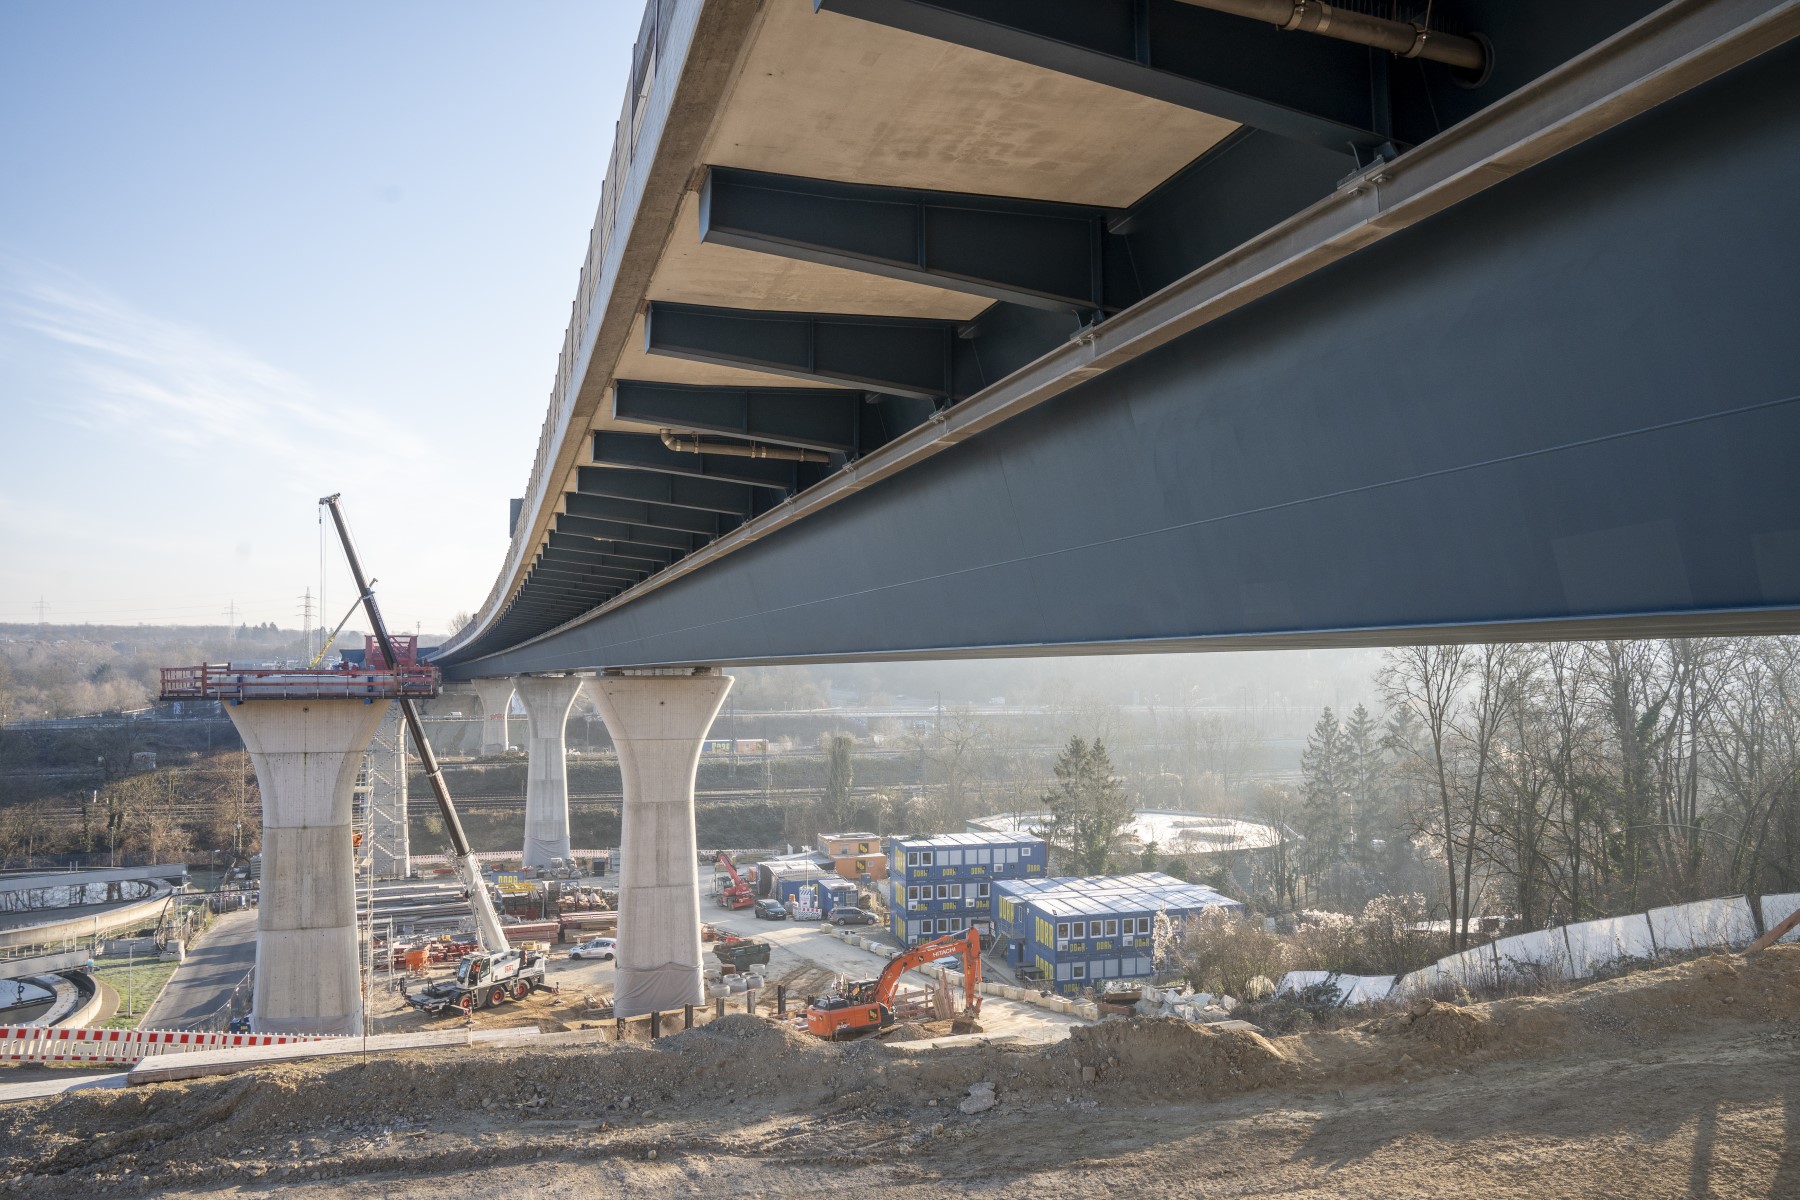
(1760, 893), (1800, 943)
(1437, 944), (1499, 989)
(1487, 928), (1575, 980)
(1273, 971), (1394, 1006)
(1337, 975), (1397, 1005)
(1564, 914), (1656, 977)
(1648, 897), (1757, 952)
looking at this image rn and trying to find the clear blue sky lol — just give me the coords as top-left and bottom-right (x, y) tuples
(0, 2), (639, 633)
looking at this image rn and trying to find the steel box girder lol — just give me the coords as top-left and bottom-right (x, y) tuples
(814, 0), (1390, 153)
(613, 378), (861, 453)
(445, 41), (1800, 672)
(700, 166), (1110, 314)
(576, 465), (759, 517)
(644, 301), (959, 402)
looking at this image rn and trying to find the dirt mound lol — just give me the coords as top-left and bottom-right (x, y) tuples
(1058, 1018), (1290, 1098)
(2, 948), (1795, 1198)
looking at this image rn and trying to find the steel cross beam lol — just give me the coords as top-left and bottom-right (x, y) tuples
(700, 166), (1111, 314)
(555, 510), (702, 551)
(575, 466), (759, 517)
(813, 0), (1391, 153)
(561, 492), (733, 538)
(613, 378), (862, 454)
(538, 546), (664, 576)
(546, 529), (685, 565)
(643, 301), (960, 402)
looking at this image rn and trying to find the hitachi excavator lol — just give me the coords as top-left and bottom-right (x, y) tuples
(804, 927), (982, 1039)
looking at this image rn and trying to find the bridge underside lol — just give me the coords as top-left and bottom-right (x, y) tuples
(439, 1), (1800, 677)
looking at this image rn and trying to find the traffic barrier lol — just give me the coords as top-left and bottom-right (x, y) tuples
(0, 1024), (334, 1066)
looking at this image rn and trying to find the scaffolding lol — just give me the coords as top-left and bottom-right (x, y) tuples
(363, 703), (411, 881)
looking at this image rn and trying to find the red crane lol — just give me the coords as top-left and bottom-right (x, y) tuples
(714, 851), (756, 910)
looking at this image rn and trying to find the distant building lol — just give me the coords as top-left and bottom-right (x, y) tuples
(993, 872), (1241, 995)
(885, 831), (1047, 945)
(967, 809), (1282, 861)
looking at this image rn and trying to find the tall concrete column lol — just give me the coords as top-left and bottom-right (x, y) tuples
(515, 675), (582, 870)
(226, 698), (387, 1036)
(471, 678), (515, 757)
(591, 669), (732, 1018)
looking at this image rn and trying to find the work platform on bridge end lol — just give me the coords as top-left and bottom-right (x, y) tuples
(160, 640), (441, 1036)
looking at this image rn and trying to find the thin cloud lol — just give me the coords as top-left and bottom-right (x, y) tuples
(2, 262), (421, 466)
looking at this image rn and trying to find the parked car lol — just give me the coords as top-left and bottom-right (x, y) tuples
(569, 936), (617, 961)
(753, 899), (789, 921)
(828, 906), (879, 927)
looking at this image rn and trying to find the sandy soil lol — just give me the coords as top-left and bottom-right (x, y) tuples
(2, 948), (1796, 1198)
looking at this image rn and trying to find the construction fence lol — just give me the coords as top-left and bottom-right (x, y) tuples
(1277, 892), (1800, 1008)
(0, 1025), (333, 1066)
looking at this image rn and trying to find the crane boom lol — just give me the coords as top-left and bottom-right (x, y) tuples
(318, 493), (509, 954)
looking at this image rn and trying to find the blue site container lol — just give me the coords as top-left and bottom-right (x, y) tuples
(995, 872), (1242, 995)
(885, 831), (1048, 944)
(776, 875), (858, 918)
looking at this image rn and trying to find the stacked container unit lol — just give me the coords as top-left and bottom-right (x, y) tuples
(886, 831), (1048, 944)
(993, 872), (1242, 995)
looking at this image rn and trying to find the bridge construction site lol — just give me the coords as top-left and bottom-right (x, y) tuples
(6, 0), (1800, 1195)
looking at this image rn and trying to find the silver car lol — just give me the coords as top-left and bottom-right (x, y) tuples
(569, 936), (617, 961)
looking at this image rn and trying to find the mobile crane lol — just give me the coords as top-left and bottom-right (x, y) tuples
(714, 850), (756, 910)
(319, 495), (549, 1020)
(804, 927), (982, 1039)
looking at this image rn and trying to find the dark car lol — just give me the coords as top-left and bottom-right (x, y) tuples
(753, 899), (789, 920)
(828, 906), (878, 927)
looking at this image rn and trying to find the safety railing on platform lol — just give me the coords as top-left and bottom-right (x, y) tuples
(159, 664), (437, 702)
(0, 1025), (335, 1066)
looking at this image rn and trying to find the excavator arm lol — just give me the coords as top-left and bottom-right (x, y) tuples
(872, 927), (982, 1011)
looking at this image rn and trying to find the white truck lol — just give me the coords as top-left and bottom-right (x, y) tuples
(401, 946), (548, 1016)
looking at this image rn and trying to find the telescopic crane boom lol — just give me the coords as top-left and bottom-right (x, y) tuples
(318, 493), (509, 953)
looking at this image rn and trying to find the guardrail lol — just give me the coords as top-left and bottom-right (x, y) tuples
(159, 664), (437, 702)
(0, 1025), (333, 1065)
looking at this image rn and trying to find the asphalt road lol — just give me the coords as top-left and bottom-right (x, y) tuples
(142, 907), (258, 1030)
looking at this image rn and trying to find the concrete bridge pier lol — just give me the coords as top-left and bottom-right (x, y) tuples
(471, 678), (515, 757)
(515, 674), (582, 870)
(591, 669), (732, 1018)
(225, 698), (387, 1036)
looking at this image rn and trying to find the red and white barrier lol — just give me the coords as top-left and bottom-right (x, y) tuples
(0, 1025), (336, 1066)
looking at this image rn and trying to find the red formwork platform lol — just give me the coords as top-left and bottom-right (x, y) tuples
(159, 664), (438, 703)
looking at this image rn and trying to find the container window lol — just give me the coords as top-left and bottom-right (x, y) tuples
(976, 849), (990, 864)
(952, 917), (964, 932)
(1071, 962), (1086, 980)
(1021, 845), (1032, 856)
(1072, 921), (1086, 939)
(977, 882), (990, 899)
(920, 851), (934, 867)
(949, 883), (962, 899)
(906, 852), (919, 867)
(1137, 916), (1152, 934)
(936, 918), (950, 934)
(1105, 920), (1118, 937)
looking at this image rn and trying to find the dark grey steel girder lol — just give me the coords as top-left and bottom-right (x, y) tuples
(546, 529), (683, 565)
(445, 40), (1800, 673)
(576, 466), (758, 516)
(592, 429), (802, 491)
(814, 0), (1389, 153)
(555, 510), (700, 551)
(700, 166), (1109, 313)
(644, 301), (960, 402)
(532, 562), (644, 587)
(564, 486), (739, 536)
(613, 378), (860, 453)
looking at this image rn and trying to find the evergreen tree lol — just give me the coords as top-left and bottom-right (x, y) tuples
(1040, 736), (1136, 875)
(1342, 703), (1386, 854)
(821, 734), (856, 831)
(1299, 708), (1351, 901)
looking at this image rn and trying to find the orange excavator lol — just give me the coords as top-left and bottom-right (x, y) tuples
(804, 927), (982, 1039)
(714, 850), (756, 910)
